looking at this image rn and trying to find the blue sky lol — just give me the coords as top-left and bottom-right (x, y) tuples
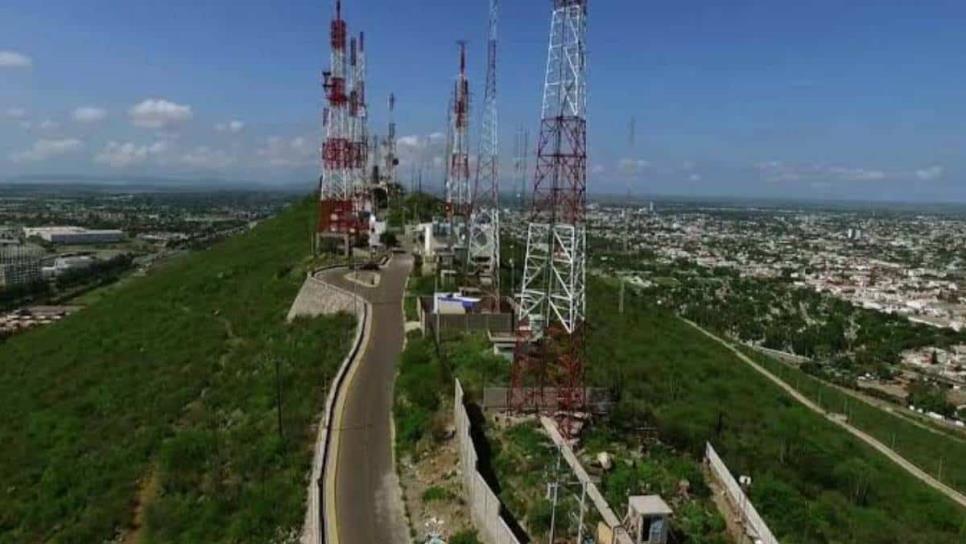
(1, 0), (964, 201)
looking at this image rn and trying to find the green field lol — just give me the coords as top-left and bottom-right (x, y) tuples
(0, 198), (353, 543)
(587, 278), (966, 543)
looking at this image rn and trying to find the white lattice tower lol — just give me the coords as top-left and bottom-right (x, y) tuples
(469, 0), (501, 299)
(511, 0), (588, 424)
(517, 0), (587, 338)
(349, 32), (370, 211)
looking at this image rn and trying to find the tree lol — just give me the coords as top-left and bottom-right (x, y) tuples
(380, 231), (399, 248)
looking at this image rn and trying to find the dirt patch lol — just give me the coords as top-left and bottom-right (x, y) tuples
(121, 464), (161, 544)
(398, 433), (474, 542)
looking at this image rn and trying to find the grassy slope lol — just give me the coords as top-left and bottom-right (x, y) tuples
(0, 198), (352, 543)
(587, 278), (965, 543)
(741, 346), (966, 495)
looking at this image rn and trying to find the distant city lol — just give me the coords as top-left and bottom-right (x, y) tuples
(0, 184), (292, 336)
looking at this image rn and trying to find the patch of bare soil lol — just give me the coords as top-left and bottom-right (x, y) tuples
(398, 432), (474, 542)
(121, 464), (160, 544)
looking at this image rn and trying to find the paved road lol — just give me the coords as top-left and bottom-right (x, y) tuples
(320, 256), (412, 543)
(682, 317), (966, 510)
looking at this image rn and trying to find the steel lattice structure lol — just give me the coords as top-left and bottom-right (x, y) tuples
(385, 93), (398, 186)
(468, 0), (501, 301)
(510, 0), (588, 427)
(318, 0), (358, 237)
(445, 43), (472, 247)
(349, 32), (370, 211)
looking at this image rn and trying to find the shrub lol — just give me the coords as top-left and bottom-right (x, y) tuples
(421, 486), (454, 503)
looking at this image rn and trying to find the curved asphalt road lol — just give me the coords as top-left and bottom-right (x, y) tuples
(319, 255), (412, 543)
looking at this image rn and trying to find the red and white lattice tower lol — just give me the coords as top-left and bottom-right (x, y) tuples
(349, 32), (370, 211)
(469, 0), (501, 301)
(510, 0), (588, 432)
(445, 42), (472, 246)
(318, 0), (357, 238)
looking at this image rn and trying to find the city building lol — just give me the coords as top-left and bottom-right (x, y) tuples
(23, 226), (124, 245)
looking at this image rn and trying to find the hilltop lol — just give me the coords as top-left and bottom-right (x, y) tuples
(0, 197), (352, 542)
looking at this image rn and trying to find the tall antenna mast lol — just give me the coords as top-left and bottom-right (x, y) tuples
(386, 93), (398, 186)
(318, 0), (358, 246)
(445, 42), (471, 249)
(469, 0), (501, 304)
(511, 0), (589, 437)
(514, 127), (530, 210)
(624, 116), (635, 254)
(349, 31), (369, 211)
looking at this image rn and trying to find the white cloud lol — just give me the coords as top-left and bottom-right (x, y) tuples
(827, 166), (886, 182)
(129, 99), (193, 129)
(38, 119), (59, 131)
(256, 136), (315, 167)
(758, 161), (891, 183)
(9, 138), (83, 162)
(396, 132), (449, 171)
(180, 146), (234, 169)
(215, 120), (245, 133)
(689, 173), (702, 182)
(0, 51), (32, 68)
(915, 165), (944, 181)
(4, 107), (28, 120)
(397, 135), (422, 148)
(94, 141), (168, 168)
(72, 106), (107, 123)
(591, 164), (606, 175)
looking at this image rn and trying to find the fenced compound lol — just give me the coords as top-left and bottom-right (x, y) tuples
(455, 380), (524, 544)
(419, 296), (514, 336)
(704, 442), (778, 544)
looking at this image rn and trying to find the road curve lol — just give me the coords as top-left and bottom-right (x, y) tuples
(320, 256), (412, 543)
(682, 317), (966, 510)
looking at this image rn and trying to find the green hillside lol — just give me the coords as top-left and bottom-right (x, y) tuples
(587, 278), (966, 543)
(0, 198), (352, 543)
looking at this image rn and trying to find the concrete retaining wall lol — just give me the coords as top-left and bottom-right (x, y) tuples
(746, 344), (810, 365)
(299, 268), (370, 544)
(455, 380), (523, 544)
(705, 442), (778, 544)
(288, 271), (359, 321)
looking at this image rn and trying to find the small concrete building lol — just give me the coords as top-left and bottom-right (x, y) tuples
(626, 495), (673, 544)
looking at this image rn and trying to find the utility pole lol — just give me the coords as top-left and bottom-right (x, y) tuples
(515, 127), (530, 210)
(548, 447), (562, 544)
(619, 278), (625, 315)
(274, 356), (284, 443)
(576, 481), (588, 543)
(623, 116), (635, 255)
